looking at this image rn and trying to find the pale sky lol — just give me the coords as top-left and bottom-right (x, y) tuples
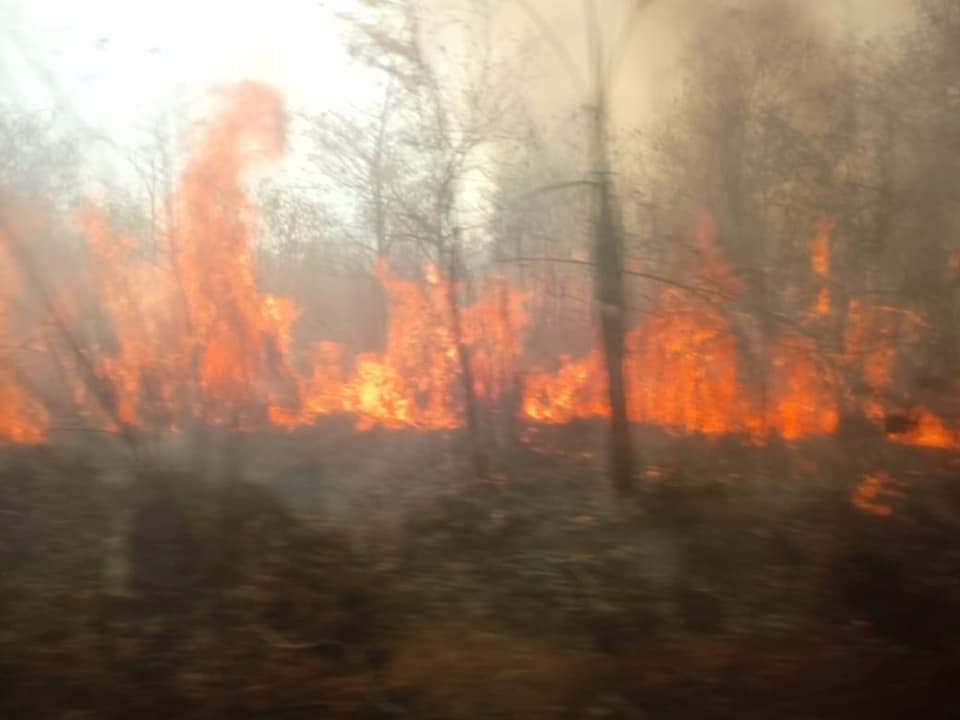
(0, 0), (382, 169)
(0, 0), (917, 190)
(0, 0), (916, 126)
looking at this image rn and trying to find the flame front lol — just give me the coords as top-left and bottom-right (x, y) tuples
(521, 216), (842, 441)
(0, 83), (955, 451)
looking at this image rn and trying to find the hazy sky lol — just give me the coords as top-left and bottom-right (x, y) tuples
(486, 0), (916, 140)
(0, 0), (917, 179)
(0, 0), (380, 155)
(2, 0), (914, 127)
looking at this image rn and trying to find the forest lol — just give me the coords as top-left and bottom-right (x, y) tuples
(2, 0), (960, 717)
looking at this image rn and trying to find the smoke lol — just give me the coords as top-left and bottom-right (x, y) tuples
(486, 0), (914, 136)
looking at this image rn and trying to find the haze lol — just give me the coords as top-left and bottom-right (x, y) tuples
(2, 2), (959, 719)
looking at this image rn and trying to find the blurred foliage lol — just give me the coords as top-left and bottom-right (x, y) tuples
(2, 433), (960, 719)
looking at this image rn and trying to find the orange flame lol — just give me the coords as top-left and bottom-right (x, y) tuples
(0, 232), (47, 442)
(82, 83), (298, 430)
(852, 471), (902, 517)
(0, 84), (954, 452)
(274, 261), (528, 430)
(892, 408), (957, 449)
(520, 217), (841, 441)
(810, 217), (833, 316)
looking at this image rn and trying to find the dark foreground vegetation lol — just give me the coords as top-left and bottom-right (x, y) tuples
(3, 426), (960, 719)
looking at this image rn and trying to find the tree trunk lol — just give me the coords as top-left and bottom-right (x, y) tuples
(446, 236), (488, 478)
(585, 0), (634, 495)
(595, 175), (634, 495)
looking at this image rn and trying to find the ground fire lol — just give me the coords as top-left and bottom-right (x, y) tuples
(0, 83), (955, 451)
(7, 3), (960, 719)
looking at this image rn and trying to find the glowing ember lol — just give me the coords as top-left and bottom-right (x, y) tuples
(890, 407), (957, 449)
(852, 471), (902, 517)
(810, 218), (833, 317)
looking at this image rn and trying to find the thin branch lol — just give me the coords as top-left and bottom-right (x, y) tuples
(495, 254), (839, 352)
(497, 254), (732, 301)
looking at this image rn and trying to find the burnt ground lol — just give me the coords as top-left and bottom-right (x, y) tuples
(2, 422), (960, 719)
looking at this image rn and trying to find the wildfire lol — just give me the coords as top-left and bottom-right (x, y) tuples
(810, 217), (833, 317)
(0, 233), (47, 443)
(75, 83), (299, 432)
(0, 83), (955, 452)
(889, 408), (957, 449)
(520, 216), (841, 441)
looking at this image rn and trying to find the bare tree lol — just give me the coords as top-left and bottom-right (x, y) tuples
(509, 0), (655, 494)
(299, 0), (527, 476)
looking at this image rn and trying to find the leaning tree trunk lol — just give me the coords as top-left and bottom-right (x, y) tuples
(586, 0), (634, 495)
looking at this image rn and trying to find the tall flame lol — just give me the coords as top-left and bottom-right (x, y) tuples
(83, 83), (297, 430)
(0, 83), (954, 452)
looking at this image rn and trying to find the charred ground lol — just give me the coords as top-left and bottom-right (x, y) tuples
(3, 424), (960, 719)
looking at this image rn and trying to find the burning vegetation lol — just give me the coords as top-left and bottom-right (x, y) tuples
(3, 1), (960, 718)
(0, 86), (956, 452)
